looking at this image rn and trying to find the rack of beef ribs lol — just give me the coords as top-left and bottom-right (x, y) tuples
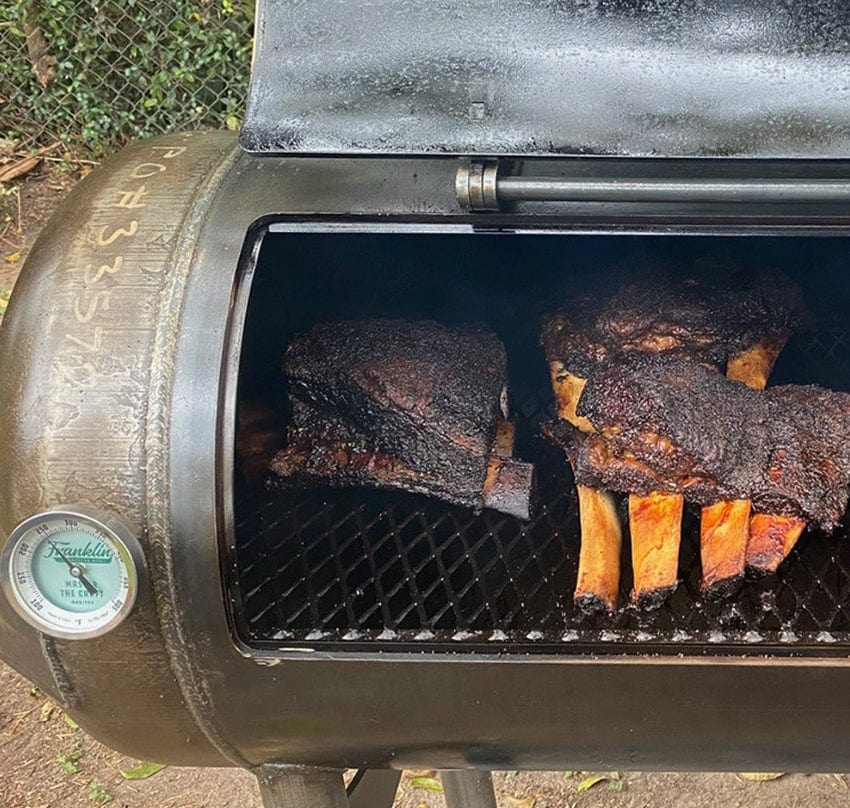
(542, 266), (804, 611)
(556, 354), (850, 532)
(270, 319), (535, 520)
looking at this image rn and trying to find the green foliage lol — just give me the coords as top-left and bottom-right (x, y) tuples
(56, 748), (83, 774)
(1, 0), (253, 156)
(88, 779), (114, 803)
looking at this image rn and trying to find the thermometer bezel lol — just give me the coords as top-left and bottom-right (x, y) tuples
(0, 506), (145, 640)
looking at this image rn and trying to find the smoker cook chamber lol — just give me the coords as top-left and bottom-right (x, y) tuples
(9, 0), (850, 789)
(6, 134), (850, 776)
(232, 232), (850, 656)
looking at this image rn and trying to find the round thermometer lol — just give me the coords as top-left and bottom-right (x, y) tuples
(1, 507), (144, 639)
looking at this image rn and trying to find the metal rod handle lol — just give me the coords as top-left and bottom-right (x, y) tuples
(500, 177), (850, 204)
(457, 161), (850, 211)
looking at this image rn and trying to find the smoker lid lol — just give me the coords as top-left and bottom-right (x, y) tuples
(241, 0), (850, 158)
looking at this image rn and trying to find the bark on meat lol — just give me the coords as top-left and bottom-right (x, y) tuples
(555, 354), (850, 530)
(270, 319), (534, 517)
(541, 266), (804, 376)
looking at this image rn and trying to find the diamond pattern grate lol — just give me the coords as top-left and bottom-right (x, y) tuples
(233, 326), (850, 655)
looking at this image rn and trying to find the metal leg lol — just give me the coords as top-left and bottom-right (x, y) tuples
(256, 765), (349, 808)
(347, 770), (401, 808)
(440, 770), (498, 808)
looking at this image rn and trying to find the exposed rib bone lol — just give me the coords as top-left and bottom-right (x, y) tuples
(629, 491), (684, 609)
(548, 360), (594, 432)
(482, 420), (535, 520)
(731, 341), (809, 577)
(575, 486), (622, 613)
(699, 340), (785, 597)
(700, 499), (752, 597)
(727, 340), (786, 389)
(746, 514), (806, 577)
(548, 360), (622, 612)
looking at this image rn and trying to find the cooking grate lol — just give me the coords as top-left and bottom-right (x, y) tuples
(233, 325), (850, 655)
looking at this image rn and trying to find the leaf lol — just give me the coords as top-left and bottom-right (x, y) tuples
(63, 713), (80, 729)
(225, 114), (240, 131)
(577, 774), (609, 792)
(4, 252), (20, 263)
(40, 701), (57, 722)
(505, 770), (518, 777)
(563, 771), (577, 779)
(738, 773), (785, 782)
(410, 777), (443, 793)
(120, 762), (167, 780)
(609, 779), (625, 792)
(833, 773), (848, 789)
(506, 797), (536, 808)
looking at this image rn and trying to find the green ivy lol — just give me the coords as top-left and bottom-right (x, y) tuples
(0, 0), (253, 156)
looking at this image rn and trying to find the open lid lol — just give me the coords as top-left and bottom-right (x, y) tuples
(241, 1), (850, 158)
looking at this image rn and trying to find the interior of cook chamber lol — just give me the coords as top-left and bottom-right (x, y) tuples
(231, 230), (850, 655)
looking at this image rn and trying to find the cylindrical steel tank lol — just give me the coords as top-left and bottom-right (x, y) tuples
(5, 130), (850, 780)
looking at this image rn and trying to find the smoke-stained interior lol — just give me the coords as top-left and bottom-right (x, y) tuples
(230, 231), (850, 655)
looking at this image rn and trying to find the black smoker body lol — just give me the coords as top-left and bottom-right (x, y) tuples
(4, 1), (850, 800)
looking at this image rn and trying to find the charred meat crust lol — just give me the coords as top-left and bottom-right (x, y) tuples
(702, 573), (745, 601)
(541, 267), (804, 377)
(271, 319), (535, 516)
(631, 585), (677, 611)
(574, 593), (613, 615)
(566, 354), (850, 530)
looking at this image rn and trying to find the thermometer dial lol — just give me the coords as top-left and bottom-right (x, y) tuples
(1, 507), (144, 639)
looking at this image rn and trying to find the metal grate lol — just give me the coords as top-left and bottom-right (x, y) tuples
(233, 325), (850, 655)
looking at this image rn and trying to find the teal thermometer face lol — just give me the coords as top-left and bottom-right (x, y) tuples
(1, 509), (142, 639)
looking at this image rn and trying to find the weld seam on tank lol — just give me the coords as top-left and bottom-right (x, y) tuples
(141, 137), (250, 769)
(39, 634), (80, 710)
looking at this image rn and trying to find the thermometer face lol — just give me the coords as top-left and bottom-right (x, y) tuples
(1, 508), (142, 639)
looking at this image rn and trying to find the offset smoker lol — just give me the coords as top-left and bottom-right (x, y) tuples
(6, 1), (850, 805)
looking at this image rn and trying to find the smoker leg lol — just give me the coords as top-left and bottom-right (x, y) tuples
(256, 765), (349, 808)
(347, 770), (401, 808)
(256, 766), (400, 808)
(440, 770), (498, 808)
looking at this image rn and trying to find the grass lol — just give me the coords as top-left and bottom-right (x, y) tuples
(88, 779), (113, 804)
(56, 748), (83, 775)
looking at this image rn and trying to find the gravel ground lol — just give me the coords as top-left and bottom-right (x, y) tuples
(2, 155), (850, 808)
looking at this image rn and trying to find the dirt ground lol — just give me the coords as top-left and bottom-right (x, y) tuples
(3, 158), (850, 807)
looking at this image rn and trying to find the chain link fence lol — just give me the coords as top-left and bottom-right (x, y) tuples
(1, 0), (253, 158)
